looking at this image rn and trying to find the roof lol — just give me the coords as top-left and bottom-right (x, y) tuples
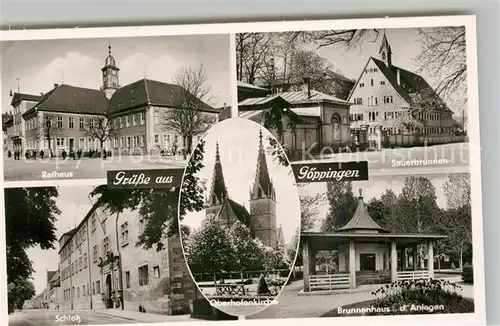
(109, 79), (220, 114)
(238, 90), (351, 108)
(337, 189), (388, 233)
(226, 198), (251, 225)
(208, 143), (228, 203)
(2, 113), (13, 130)
(10, 92), (41, 107)
(237, 81), (270, 91)
(253, 130), (275, 197)
(369, 57), (452, 113)
(277, 225), (286, 248)
(21, 79), (220, 118)
(29, 84), (109, 116)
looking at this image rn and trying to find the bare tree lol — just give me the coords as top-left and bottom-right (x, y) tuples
(236, 33), (274, 84)
(34, 114), (62, 151)
(161, 65), (217, 159)
(416, 27), (467, 100)
(312, 29), (382, 49)
(81, 115), (117, 154)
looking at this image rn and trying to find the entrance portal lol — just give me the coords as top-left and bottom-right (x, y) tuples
(360, 253), (376, 271)
(69, 138), (74, 152)
(105, 274), (112, 298)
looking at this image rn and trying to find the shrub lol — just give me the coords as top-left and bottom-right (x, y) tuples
(257, 275), (270, 296)
(462, 264), (474, 284)
(368, 278), (474, 315)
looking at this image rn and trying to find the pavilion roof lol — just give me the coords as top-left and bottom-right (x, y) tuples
(336, 189), (389, 233)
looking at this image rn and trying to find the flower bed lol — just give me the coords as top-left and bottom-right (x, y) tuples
(321, 278), (474, 317)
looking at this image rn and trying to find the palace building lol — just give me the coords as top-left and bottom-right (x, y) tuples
(3, 45), (222, 156)
(206, 130), (284, 249)
(55, 190), (196, 314)
(347, 31), (458, 147)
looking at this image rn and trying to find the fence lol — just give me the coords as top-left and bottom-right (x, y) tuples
(193, 269), (291, 282)
(397, 270), (430, 281)
(309, 273), (350, 291)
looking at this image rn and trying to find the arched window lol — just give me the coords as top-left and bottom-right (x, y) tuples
(257, 188), (262, 198)
(382, 52), (386, 60)
(370, 78), (374, 86)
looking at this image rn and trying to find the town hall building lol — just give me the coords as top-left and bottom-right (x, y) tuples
(3, 45), (221, 156)
(206, 130), (285, 249)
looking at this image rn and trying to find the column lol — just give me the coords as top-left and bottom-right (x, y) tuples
(302, 238), (310, 292)
(376, 127), (382, 150)
(427, 240), (434, 278)
(412, 244), (418, 270)
(349, 240), (356, 289)
(391, 240), (397, 282)
(310, 250), (316, 275)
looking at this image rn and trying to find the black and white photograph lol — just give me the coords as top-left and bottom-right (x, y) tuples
(5, 184), (240, 325)
(178, 118), (301, 316)
(236, 26), (470, 173)
(247, 172), (476, 320)
(1, 34), (231, 182)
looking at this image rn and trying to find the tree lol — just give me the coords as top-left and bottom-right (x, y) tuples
(81, 115), (117, 153)
(443, 173), (471, 210)
(266, 136), (289, 167)
(366, 198), (390, 227)
(416, 27), (467, 100)
(311, 29), (382, 50)
(379, 189), (400, 233)
(179, 140), (206, 223)
(185, 215), (236, 283)
(5, 187), (60, 283)
(161, 65), (217, 159)
(321, 181), (358, 232)
(236, 33), (274, 84)
(136, 188), (180, 250)
(297, 183), (324, 232)
(8, 277), (36, 310)
(229, 221), (264, 279)
(35, 114), (63, 151)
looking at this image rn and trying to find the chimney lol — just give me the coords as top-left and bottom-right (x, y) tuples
(396, 70), (400, 86)
(302, 77), (311, 99)
(54, 83), (59, 89)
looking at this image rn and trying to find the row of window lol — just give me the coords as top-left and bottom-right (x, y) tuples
(350, 110), (445, 123)
(358, 79), (386, 88)
(362, 125), (453, 136)
(61, 252), (88, 281)
(62, 264), (162, 301)
(113, 112), (146, 129)
(353, 95), (394, 106)
(63, 281), (101, 301)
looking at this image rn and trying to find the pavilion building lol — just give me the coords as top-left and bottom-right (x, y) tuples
(300, 189), (446, 293)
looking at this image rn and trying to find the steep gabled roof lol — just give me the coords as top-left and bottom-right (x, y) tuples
(352, 57), (452, 114)
(227, 198), (252, 226)
(252, 129), (275, 198)
(337, 189), (388, 233)
(208, 142), (228, 204)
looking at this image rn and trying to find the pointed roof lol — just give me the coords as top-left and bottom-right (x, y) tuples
(208, 142), (228, 204)
(252, 130), (275, 197)
(378, 30), (392, 54)
(277, 224), (286, 248)
(337, 189), (388, 233)
(215, 197), (252, 227)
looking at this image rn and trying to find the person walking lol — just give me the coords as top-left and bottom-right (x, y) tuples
(40, 149), (44, 159)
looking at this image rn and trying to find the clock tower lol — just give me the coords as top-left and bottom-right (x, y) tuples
(101, 44), (120, 99)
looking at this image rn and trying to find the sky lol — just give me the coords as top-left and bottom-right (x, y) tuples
(298, 173), (450, 231)
(25, 185), (96, 296)
(2, 34), (231, 112)
(299, 27), (466, 114)
(181, 118), (301, 246)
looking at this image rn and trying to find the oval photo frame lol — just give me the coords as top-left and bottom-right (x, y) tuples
(178, 118), (301, 317)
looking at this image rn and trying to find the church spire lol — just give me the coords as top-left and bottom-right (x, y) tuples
(251, 130), (275, 199)
(208, 141), (228, 206)
(378, 29), (392, 67)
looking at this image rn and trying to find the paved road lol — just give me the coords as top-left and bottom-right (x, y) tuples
(9, 309), (135, 325)
(296, 142), (471, 172)
(3, 155), (186, 182)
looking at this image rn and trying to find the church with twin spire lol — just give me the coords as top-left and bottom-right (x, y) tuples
(205, 130), (285, 249)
